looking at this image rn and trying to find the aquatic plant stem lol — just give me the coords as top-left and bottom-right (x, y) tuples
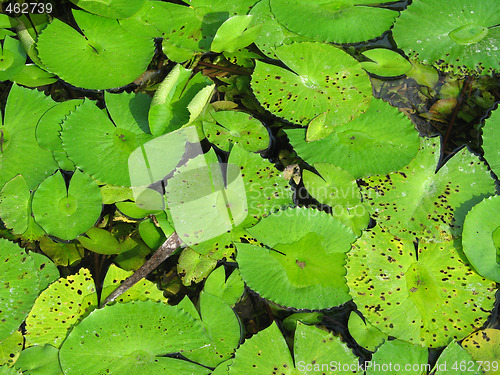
(100, 232), (182, 307)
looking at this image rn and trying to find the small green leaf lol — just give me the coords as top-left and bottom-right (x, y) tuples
(203, 267), (245, 306)
(347, 312), (386, 352)
(0, 36), (25, 81)
(0, 330), (23, 367)
(77, 227), (121, 255)
(38, 236), (84, 267)
(32, 170), (102, 241)
(432, 341), (483, 375)
(367, 340), (427, 375)
(361, 48), (412, 77)
(211, 15), (261, 53)
(177, 247), (218, 286)
(9, 64), (57, 87)
(13, 345), (62, 375)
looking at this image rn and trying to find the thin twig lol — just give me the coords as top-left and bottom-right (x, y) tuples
(100, 232), (182, 307)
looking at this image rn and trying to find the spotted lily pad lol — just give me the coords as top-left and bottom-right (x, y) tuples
(482, 107), (500, 177)
(204, 110), (270, 152)
(462, 329), (500, 375)
(361, 138), (496, 242)
(0, 330), (23, 366)
(286, 98), (420, 178)
(36, 9), (155, 89)
(58, 300), (211, 374)
(251, 41), (371, 130)
(62, 94), (153, 186)
(269, 0), (398, 44)
(0, 239), (40, 342)
(392, 0), (500, 75)
(32, 170), (102, 241)
(229, 321), (359, 374)
(25, 268), (98, 348)
(462, 196), (500, 283)
(347, 311), (387, 352)
(346, 227), (497, 347)
(0, 84), (58, 190)
(432, 341), (483, 375)
(237, 207), (356, 309)
(302, 163), (369, 235)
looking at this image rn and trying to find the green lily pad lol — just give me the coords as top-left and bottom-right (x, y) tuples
(36, 9), (155, 89)
(462, 329), (500, 375)
(9, 64), (58, 87)
(77, 227), (121, 255)
(286, 98), (420, 178)
(346, 227), (497, 347)
(249, 0), (312, 58)
(139, 218), (166, 249)
(100, 264), (166, 304)
(361, 138), (496, 242)
(252, 41), (371, 129)
(28, 252), (59, 292)
(0, 330), (22, 367)
(0, 365), (22, 374)
(269, 0), (398, 44)
(0, 239), (40, 341)
(177, 247), (218, 286)
(203, 267), (245, 306)
(32, 170), (102, 241)
(204, 110), (270, 152)
(0, 84), (58, 190)
(62, 96), (153, 186)
(68, 0), (145, 18)
(25, 268), (98, 348)
(392, 0), (500, 75)
(58, 300), (212, 374)
(0, 175), (44, 240)
(38, 236), (84, 267)
(211, 15), (261, 53)
(183, 292), (241, 368)
(0, 36), (26, 81)
(347, 311), (387, 352)
(462, 195), (500, 282)
(432, 341), (483, 375)
(229, 321), (360, 374)
(302, 163), (369, 235)
(360, 48), (412, 77)
(367, 339), (428, 375)
(482, 107), (500, 177)
(237, 207), (356, 309)
(13, 344), (62, 375)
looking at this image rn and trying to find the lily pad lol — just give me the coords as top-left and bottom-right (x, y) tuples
(0, 239), (40, 341)
(203, 267), (245, 306)
(25, 268), (98, 348)
(346, 227), (497, 347)
(302, 163), (369, 235)
(32, 170), (102, 241)
(13, 345), (62, 375)
(204, 110), (270, 152)
(269, 0), (398, 44)
(360, 48), (412, 77)
(0, 84), (58, 190)
(10, 64), (58, 88)
(361, 138), (496, 242)
(62, 95), (152, 186)
(229, 321), (359, 374)
(177, 247), (218, 286)
(462, 329), (500, 375)
(237, 207), (356, 309)
(462, 195), (500, 282)
(0, 330), (22, 366)
(68, 0), (146, 19)
(347, 311), (387, 352)
(58, 300), (211, 374)
(482, 107), (500, 177)
(77, 227), (121, 255)
(0, 36), (26, 81)
(36, 9), (155, 89)
(286, 98), (420, 178)
(251, 41), (371, 129)
(392, 0), (500, 75)
(0, 175), (44, 240)
(432, 341), (483, 375)
(249, 0), (312, 58)
(211, 15), (261, 53)
(367, 339), (428, 375)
